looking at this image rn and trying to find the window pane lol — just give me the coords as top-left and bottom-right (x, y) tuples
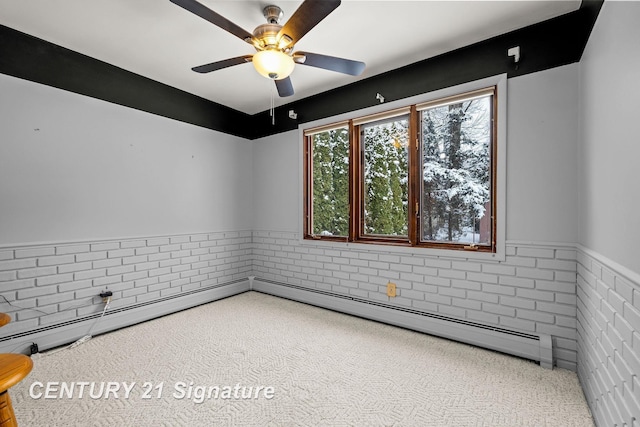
(362, 115), (409, 236)
(420, 95), (492, 245)
(311, 127), (349, 236)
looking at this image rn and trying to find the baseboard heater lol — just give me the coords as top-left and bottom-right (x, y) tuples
(0, 279), (249, 354)
(250, 277), (553, 369)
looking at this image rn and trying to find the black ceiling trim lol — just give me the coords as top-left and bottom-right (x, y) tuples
(0, 24), (251, 139)
(250, 0), (603, 139)
(0, 1), (602, 141)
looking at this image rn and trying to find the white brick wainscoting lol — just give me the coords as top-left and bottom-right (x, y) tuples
(3, 226), (638, 421)
(0, 231), (252, 353)
(576, 246), (640, 427)
(252, 231), (580, 370)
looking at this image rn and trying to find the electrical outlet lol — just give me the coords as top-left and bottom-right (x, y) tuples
(99, 290), (113, 303)
(387, 282), (397, 298)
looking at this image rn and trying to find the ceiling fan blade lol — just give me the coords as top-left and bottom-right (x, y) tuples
(170, 0), (254, 44)
(295, 51), (365, 76)
(277, 0), (341, 45)
(192, 55), (253, 73)
(275, 77), (294, 97)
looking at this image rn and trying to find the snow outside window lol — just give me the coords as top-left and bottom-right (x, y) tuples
(303, 85), (497, 254)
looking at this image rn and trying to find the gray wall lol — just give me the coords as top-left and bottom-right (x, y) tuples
(251, 64), (583, 370)
(0, 73), (253, 348)
(507, 65), (579, 244)
(578, 1), (640, 276)
(0, 73), (253, 245)
(253, 65), (581, 244)
(251, 134), (299, 232)
(576, 2), (640, 426)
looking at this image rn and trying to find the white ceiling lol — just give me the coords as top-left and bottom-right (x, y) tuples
(0, 1), (580, 115)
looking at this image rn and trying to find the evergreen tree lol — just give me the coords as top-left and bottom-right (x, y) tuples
(363, 118), (409, 235)
(312, 128), (349, 235)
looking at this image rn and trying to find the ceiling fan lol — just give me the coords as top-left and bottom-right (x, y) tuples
(169, 0), (366, 97)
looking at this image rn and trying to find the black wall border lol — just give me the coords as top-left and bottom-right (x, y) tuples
(0, 1), (602, 141)
(253, 0), (603, 139)
(0, 24), (251, 138)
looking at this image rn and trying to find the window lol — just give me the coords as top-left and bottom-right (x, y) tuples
(357, 111), (410, 240)
(418, 88), (495, 250)
(304, 86), (497, 253)
(303, 123), (350, 239)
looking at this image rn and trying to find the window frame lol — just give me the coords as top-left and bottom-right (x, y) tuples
(353, 108), (413, 245)
(415, 87), (497, 253)
(303, 121), (351, 242)
(301, 75), (507, 261)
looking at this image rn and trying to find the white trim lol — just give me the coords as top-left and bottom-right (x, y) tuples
(255, 231), (578, 262)
(506, 240), (578, 249)
(0, 280), (249, 354)
(252, 278), (553, 369)
(252, 230), (298, 239)
(0, 229), (254, 250)
(298, 237), (503, 261)
(576, 244), (640, 287)
(254, 231), (578, 251)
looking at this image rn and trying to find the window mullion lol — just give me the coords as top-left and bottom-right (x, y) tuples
(408, 105), (419, 246)
(349, 121), (359, 242)
(490, 93), (498, 252)
(303, 135), (312, 238)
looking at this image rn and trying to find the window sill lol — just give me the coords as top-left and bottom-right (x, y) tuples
(300, 237), (505, 262)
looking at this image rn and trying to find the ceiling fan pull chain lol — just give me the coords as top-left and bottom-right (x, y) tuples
(270, 83), (275, 126)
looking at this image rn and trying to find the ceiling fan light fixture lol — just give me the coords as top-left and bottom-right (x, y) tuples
(252, 49), (295, 80)
(172, 0), (363, 97)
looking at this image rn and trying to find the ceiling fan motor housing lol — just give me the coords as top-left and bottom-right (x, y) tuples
(254, 5), (293, 52)
(253, 23), (282, 49)
(263, 5), (284, 24)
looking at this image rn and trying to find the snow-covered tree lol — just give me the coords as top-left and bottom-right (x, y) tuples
(310, 95), (491, 244)
(421, 97), (491, 243)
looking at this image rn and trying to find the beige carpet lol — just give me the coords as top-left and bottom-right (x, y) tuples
(12, 291), (594, 426)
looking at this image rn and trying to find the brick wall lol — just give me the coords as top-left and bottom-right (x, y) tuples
(6, 225), (638, 418)
(576, 247), (640, 427)
(0, 231), (252, 342)
(252, 230), (580, 370)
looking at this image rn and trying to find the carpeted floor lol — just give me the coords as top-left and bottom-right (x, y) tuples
(12, 291), (594, 426)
